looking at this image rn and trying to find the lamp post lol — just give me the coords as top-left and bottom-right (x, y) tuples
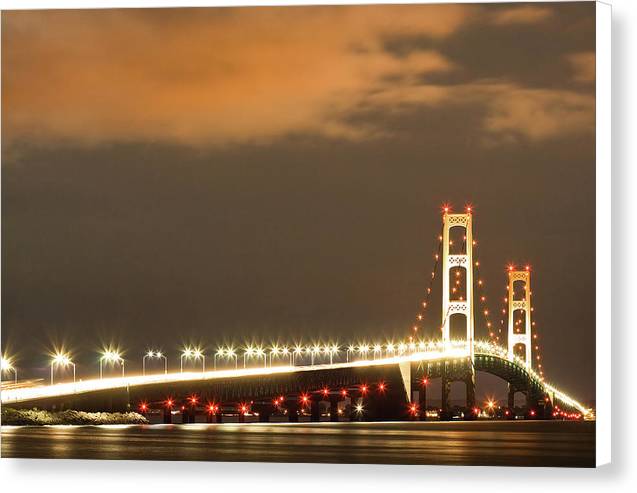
(226, 348), (238, 369)
(214, 348), (225, 370)
(329, 344), (339, 365)
(269, 346), (280, 367)
(346, 345), (356, 362)
(386, 343), (395, 357)
(180, 348), (193, 373)
(1, 357), (17, 384)
(143, 350), (167, 375)
(51, 353), (75, 385)
(243, 346), (255, 368)
(292, 346), (303, 366)
(255, 347), (266, 368)
(181, 347), (204, 372)
(100, 350), (124, 379)
(310, 345), (321, 366)
(373, 344), (383, 360)
(358, 344), (370, 360)
(281, 347), (292, 365)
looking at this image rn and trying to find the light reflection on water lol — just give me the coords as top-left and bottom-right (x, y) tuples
(1, 421), (595, 467)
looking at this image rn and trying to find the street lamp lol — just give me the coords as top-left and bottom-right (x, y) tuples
(292, 345), (304, 366)
(243, 346), (255, 368)
(100, 350), (124, 379)
(330, 344), (339, 365)
(310, 345), (321, 366)
(180, 347), (193, 373)
(1, 356), (17, 384)
(51, 352), (75, 385)
(281, 346), (292, 365)
(358, 344), (370, 360)
(143, 350), (167, 375)
(181, 347), (204, 372)
(255, 347), (266, 368)
(226, 347), (238, 369)
(373, 344), (383, 360)
(386, 342), (395, 356)
(269, 345), (280, 367)
(214, 347), (225, 370)
(346, 345), (356, 362)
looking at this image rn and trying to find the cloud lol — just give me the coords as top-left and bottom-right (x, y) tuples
(1, 6), (466, 148)
(1, 5), (593, 150)
(566, 52), (596, 83)
(480, 84), (595, 141)
(491, 5), (554, 25)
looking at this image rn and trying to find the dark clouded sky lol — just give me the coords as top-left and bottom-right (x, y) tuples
(1, 3), (595, 402)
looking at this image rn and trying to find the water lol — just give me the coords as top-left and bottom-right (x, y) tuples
(1, 420), (594, 467)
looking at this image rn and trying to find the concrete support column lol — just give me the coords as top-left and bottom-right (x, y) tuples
(215, 410), (223, 423)
(310, 396), (321, 422)
(329, 396), (339, 422)
(254, 403), (273, 423)
(419, 382), (427, 421)
(287, 398), (299, 422)
(163, 407), (172, 424)
(465, 373), (476, 420)
(181, 406), (189, 424)
(507, 386), (516, 420)
(349, 392), (360, 421)
(440, 364), (451, 421)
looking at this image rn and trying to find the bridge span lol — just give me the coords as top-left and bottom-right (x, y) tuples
(0, 341), (589, 421)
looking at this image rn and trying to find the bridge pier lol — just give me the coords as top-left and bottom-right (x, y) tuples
(464, 373), (476, 420)
(253, 403), (274, 422)
(310, 395), (321, 422)
(287, 398), (299, 422)
(349, 392), (360, 421)
(418, 382), (427, 421)
(163, 407), (172, 424)
(440, 366), (451, 421)
(215, 409), (223, 423)
(506, 387), (516, 419)
(329, 395), (340, 422)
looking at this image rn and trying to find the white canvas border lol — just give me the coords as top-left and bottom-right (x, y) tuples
(595, 0), (612, 468)
(0, 0), (618, 487)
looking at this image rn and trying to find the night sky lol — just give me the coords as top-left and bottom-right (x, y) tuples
(1, 3), (595, 403)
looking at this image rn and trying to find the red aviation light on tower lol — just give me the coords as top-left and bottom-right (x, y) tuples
(465, 204), (473, 214)
(507, 264), (515, 272)
(441, 203), (451, 214)
(525, 265), (531, 272)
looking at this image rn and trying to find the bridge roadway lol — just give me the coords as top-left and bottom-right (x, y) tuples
(0, 342), (590, 420)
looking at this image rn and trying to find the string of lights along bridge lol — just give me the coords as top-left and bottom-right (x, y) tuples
(0, 206), (592, 423)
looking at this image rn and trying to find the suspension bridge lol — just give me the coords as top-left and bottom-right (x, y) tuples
(0, 208), (592, 422)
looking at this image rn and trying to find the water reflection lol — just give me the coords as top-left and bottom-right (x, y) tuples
(1, 421), (594, 467)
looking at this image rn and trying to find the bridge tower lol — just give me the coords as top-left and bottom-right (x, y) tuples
(441, 210), (475, 353)
(440, 208), (476, 419)
(507, 268), (533, 367)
